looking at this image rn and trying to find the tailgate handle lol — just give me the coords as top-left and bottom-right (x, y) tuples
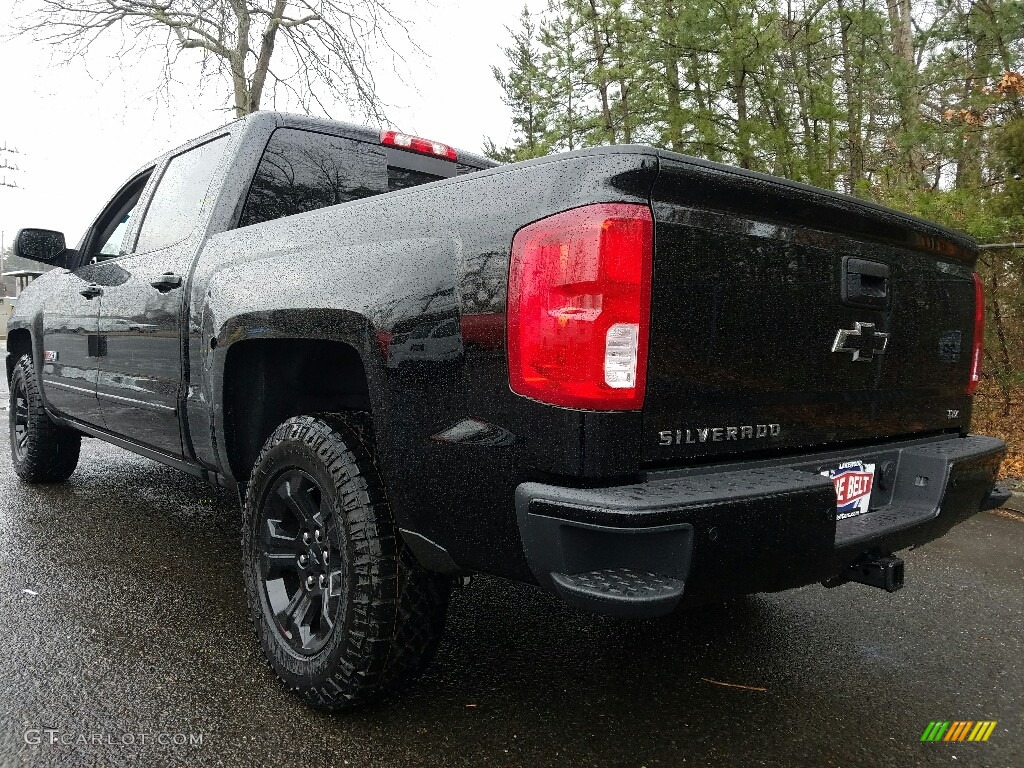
(843, 258), (889, 308)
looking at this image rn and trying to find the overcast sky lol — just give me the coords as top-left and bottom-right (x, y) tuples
(0, 0), (543, 252)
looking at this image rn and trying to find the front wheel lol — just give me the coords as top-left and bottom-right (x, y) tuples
(8, 355), (81, 483)
(241, 414), (451, 710)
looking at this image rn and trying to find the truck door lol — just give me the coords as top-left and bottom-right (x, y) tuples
(39, 276), (104, 427)
(41, 172), (151, 427)
(95, 135), (228, 457)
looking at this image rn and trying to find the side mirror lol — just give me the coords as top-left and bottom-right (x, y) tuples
(13, 228), (67, 264)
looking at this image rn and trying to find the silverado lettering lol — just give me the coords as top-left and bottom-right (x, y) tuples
(659, 424), (782, 446)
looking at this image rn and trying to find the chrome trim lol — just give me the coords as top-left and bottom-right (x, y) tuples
(96, 390), (177, 414)
(42, 378), (96, 396)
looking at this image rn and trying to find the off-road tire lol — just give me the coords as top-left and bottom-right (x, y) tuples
(9, 355), (81, 483)
(242, 414), (451, 711)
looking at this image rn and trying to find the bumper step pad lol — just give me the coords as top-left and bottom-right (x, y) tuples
(833, 435), (1005, 548)
(551, 568), (685, 618)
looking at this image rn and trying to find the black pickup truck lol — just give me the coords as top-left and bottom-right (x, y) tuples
(6, 112), (1008, 710)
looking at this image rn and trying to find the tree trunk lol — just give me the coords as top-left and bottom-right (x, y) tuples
(229, 0), (252, 116)
(885, 0), (922, 185)
(688, 52), (715, 158)
(248, 0), (288, 114)
(586, 0), (615, 142)
(734, 67), (752, 169)
(783, 6), (812, 181)
(987, 264), (1015, 416)
(619, 71), (632, 143)
(661, 0), (684, 150)
(837, 0), (863, 194)
(232, 68), (250, 118)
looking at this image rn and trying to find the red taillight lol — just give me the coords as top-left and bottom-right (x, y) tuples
(381, 130), (457, 161)
(967, 271), (985, 395)
(507, 203), (653, 410)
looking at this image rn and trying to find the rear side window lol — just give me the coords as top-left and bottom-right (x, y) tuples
(135, 135), (228, 253)
(238, 128), (446, 227)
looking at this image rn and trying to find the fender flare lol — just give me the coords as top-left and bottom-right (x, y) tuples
(205, 308), (384, 482)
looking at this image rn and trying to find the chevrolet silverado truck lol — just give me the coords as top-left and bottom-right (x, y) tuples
(6, 112), (1009, 710)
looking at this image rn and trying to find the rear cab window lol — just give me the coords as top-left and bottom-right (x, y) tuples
(238, 127), (462, 228)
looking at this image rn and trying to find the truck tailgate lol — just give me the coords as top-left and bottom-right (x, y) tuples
(643, 155), (979, 465)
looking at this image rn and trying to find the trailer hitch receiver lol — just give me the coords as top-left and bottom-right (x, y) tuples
(823, 554), (905, 593)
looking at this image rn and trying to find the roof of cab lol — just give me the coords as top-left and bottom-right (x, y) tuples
(240, 111), (498, 171)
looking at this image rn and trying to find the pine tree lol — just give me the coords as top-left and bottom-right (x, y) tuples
(486, 6), (553, 162)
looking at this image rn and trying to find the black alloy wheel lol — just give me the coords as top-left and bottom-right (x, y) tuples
(257, 469), (342, 656)
(11, 375), (30, 464)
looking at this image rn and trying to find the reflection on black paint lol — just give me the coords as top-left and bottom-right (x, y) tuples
(77, 261), (131, 288)
(385, 316), (462, 369)
(431, 418), (515, 447)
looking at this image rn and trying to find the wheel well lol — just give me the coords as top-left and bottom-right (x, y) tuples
(222, 338), (372, 482)
(5, 329), (32, 383)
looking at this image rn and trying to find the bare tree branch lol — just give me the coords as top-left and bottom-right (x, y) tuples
(15, 0), (417, 122)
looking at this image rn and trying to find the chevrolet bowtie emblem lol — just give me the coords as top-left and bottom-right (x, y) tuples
(832, 322), (890, 362)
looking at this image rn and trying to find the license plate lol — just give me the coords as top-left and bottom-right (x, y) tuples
(821, 461), (876, 519)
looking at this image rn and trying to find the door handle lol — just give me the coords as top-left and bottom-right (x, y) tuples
(80, 283), (103, 299)
(842, 258), (890, 309)
(150, 271), (183, 292)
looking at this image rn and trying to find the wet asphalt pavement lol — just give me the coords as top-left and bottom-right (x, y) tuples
(1, 362), (1022, 767)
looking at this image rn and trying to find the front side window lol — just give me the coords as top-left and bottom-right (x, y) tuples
(85, 170), (153, 263)
(98, 209), (135, 257)
(134, 135), (228, 253)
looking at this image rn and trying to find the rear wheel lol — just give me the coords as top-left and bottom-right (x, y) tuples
(8, 355), (81, 483)
(242, 414), (451, 710)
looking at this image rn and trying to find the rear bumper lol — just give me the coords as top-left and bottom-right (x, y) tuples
(515, 434), (1006, 618)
